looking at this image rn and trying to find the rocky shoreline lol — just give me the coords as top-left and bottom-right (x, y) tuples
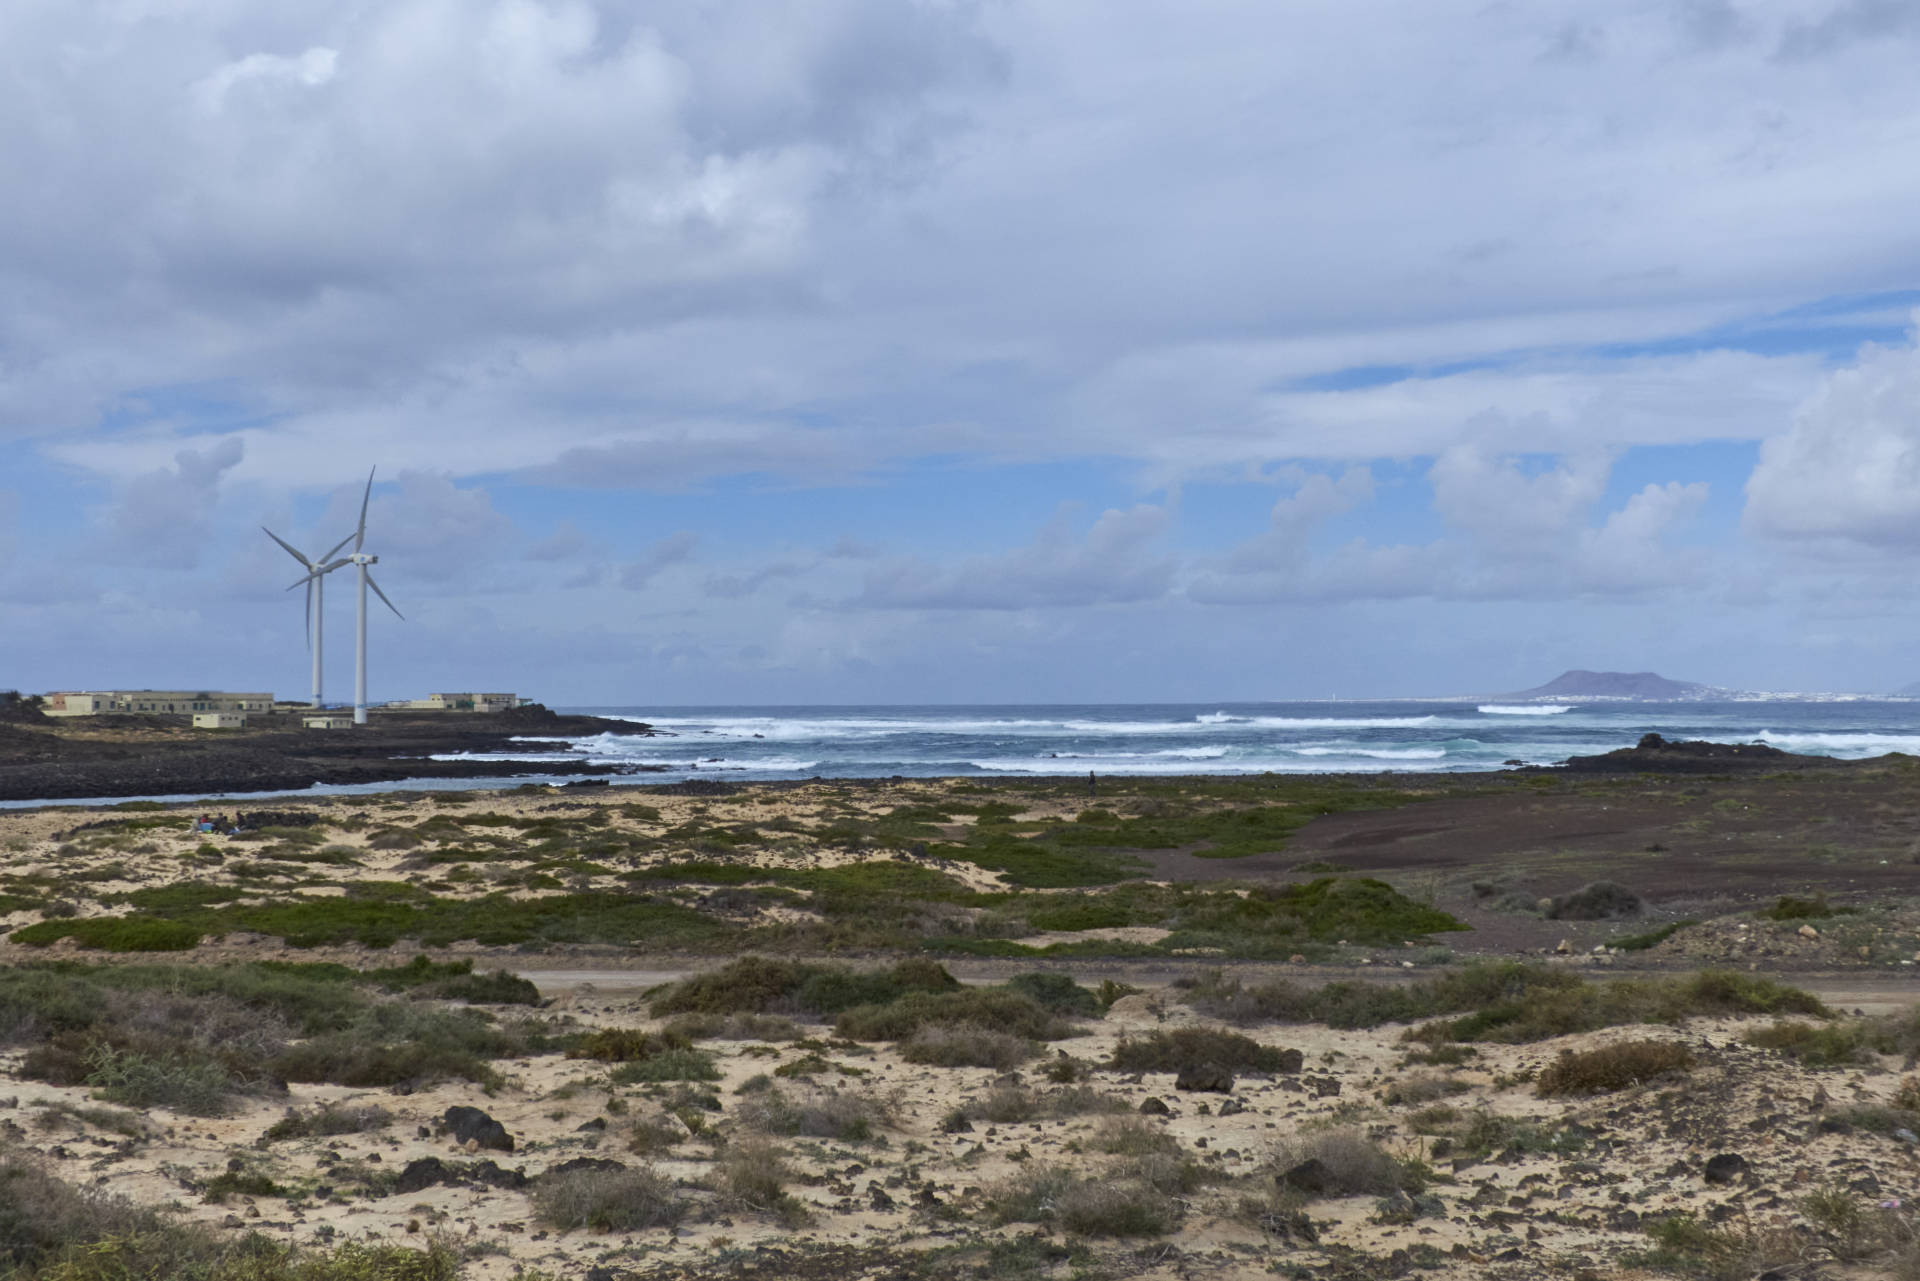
(0, 704), (657, 802)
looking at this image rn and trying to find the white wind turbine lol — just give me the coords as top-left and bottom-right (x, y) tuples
(293, 468), (405, 725)
(261, 522), (356, 709)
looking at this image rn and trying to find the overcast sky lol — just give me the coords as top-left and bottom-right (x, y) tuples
(7, 0), (1920, 704)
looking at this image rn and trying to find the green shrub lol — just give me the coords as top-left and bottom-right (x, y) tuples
(84, 1046), (238, 1116)
(1535, 1039), (1694, 1096)
(566, 1028), (692, 1063)
(1746, 1019), (1878, 1068)
(609, 1048), (721, 1084)
(648, 956), (958, 1018)
(1110, 1026), (1290, 1073)
(1612, 920), (1699, 952)
(262, 1103), (394, 1142)
(835, 988), (1073, 1042)
(1004, 972), (1101, 1016)
(10, 917), (203, 951)
(1758, 893), (1854, 922)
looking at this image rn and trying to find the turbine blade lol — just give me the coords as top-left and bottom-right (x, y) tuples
(287, 571), (321, 592)
(365, 572), (405, 620)
(262, 526), (313, 569)
(304, 579), (314, 651)
(320, 531), (356, 562)
(354, 467), (374, 552)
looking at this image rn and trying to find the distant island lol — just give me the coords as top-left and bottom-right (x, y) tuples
(1503, 669), (1715, 701)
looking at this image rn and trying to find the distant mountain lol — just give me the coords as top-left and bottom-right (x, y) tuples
(1505, 670), (1714, 700)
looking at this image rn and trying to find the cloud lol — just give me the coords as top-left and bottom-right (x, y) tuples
(704, 560), (810, 599)
(193, 47), (338, 112)
(527, 521), (588, 562)
(857, 504), (1174, 610)
(619, 531), (699, 588)
(1778, 0), (1920, 59)
(1225, 468), (1375, 573)
(99, 437), (246, 568)
(1429, 445), (1612, 551)
(1193, 450), (1709, 604)
(1744, 324), (1920, 545)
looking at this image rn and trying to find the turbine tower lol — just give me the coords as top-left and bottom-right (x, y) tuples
(343, 468), (404, 724)
(290, 468), (404, 725)
(261, 524), (355, 708)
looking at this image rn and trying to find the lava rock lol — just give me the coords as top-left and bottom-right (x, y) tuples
(544, 1157), (627, 1179)
(1175, 1064), (1234, 1093)
(1138, 1097), (1172, 1116)
(444, 1105), (513, 1153)
(1703, 1153), (1749, 1185)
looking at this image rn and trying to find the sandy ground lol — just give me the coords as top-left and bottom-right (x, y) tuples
(6, 781), (1920, 1278)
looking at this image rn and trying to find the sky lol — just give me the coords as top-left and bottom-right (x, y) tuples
(7, 0), (1920, 705)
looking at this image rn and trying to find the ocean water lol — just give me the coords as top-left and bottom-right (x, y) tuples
(437, 700), (1920, 783)
(11, 699), (1920, 809)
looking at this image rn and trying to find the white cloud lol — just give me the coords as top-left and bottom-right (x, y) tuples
(98, 437), (245, 568)
(1744, 323), (1920, 545)
(193, 47), (338, 112)
(1429, 446), (1612, 550)
(1225, 467), (1374, 574)
(1193, 451), (1709, 604)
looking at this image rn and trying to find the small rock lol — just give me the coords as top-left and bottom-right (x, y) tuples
(1138, 1097), (1172, 1116)
(1798, 924), (1820, 940)
(1895, 1128), (1919, 1145)
(1703, 1153), (1749, 1184)
(1555, 939), (1573, 955)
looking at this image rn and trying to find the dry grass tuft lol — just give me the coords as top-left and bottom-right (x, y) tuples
(1535, 1038), (1693, 1096)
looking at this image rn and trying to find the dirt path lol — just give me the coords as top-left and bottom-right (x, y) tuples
(513, 961), (1920, 1015)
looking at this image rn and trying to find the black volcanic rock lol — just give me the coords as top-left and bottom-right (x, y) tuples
(0, 703), (659, 802)
(1560, 733), (1832, 775)
(1508, 670), (1712, 700)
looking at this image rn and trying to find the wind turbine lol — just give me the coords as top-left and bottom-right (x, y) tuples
(343, 468), (403, 724)
(261, 523), (356, 708)
(292, 468), (404, 725)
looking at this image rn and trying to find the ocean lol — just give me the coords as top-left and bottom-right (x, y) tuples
(428, 700), (1920, 783)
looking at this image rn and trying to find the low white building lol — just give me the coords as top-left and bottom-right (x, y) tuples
(192, 712), (247, 730)
(303, 714), (355, 730)
(387, 692), (524, 712)
(44, 690), (274, 717)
